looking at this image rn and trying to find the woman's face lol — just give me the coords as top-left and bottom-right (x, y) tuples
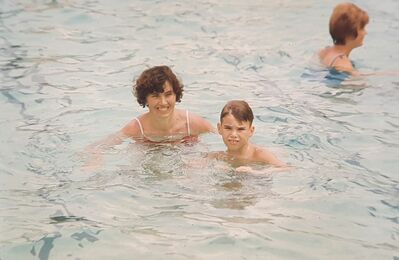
(146, 81), (176, 118)
(354, 26), (367, 47)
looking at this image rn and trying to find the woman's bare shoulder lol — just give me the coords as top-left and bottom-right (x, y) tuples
(319, 47), (337, 66)
(121, 117), (142, 137)
(333, 57), (354, 73)
(319, 47), (329, 59)
(187, 111), (216, 134)
(319, 46), (335, 59)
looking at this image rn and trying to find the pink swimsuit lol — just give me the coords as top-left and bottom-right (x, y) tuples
(134, 110), (198, 144)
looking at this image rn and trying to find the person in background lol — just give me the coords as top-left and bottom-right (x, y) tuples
(319, 2), (369, 76)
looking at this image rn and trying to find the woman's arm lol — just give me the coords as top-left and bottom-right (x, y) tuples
(82, 120), (139, 171)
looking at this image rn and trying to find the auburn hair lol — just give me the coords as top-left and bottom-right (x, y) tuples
(220, 100), (254, 125)
(329, 3), (369, 45)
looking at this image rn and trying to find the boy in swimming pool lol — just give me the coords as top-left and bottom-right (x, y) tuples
(211, 100), (289, 173)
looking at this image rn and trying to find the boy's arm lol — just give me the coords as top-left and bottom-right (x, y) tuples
(235, 165), (293, 174)
(232, 147), (292, 174)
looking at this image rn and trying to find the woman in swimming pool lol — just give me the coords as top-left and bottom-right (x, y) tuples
(123, 65), (214, 143)
(83, 65), (214, 170)
(319, 3), (369, 76)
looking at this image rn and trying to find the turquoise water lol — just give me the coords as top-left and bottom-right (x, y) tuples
(1, 0), (398, 259)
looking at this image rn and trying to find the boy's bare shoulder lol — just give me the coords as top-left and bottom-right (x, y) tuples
(253, 145), (272, 159)
(253, 145), (286, 167)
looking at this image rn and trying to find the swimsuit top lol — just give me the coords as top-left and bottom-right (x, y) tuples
(134, 110), (197, 143)
(324, 53), (356, 88)
(329, 53), (346, 67)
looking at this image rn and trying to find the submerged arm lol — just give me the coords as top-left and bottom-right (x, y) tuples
(235, 165), (293, 174)
(333, 57), (399, 77)
(82, 130), (129, 172)
(82, 120), (138, 171)
(234, 147), (293, 174)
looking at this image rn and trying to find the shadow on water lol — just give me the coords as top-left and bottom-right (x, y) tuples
(49, 215), (88, 224)
(0, 39), (36, 120)
(29, 229), (101, 260)
(30, 232), (61, 260)
(208, 167), (276, 210)
(140, 144), (186, 180)
(70, 229), (101, 245)
(211, 177), (257, 210)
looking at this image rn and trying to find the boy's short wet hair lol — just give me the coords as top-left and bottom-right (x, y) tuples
(220, 100), (254, 125)
(133, 65), (184, 107)
(329, 3), (369, 45)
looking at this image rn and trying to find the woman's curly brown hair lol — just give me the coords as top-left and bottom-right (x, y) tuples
(133, 65), (184, 107)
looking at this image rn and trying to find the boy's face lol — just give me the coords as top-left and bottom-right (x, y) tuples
(217, 113), (254, 153)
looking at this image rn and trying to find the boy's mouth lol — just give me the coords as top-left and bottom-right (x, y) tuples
(228, 139), (239, 144)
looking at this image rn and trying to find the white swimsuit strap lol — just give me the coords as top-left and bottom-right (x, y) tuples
(134, 117), (145, 137)
(186, 110), (191, 136)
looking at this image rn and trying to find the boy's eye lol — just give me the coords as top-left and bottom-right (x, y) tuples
(224, 126), (232, 130)
(165, 91), (173, 96)
(150, 93), (159, 97)
(238, 127), (246, 131)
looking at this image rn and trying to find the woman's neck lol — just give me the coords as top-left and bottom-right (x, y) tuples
(333, 44), (354, 57)
(147, 110), (177, 133)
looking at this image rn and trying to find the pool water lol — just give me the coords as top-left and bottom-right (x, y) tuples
(1, 0), (398, 259)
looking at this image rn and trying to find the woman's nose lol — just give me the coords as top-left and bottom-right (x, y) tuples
(160, 95), (167, 104)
